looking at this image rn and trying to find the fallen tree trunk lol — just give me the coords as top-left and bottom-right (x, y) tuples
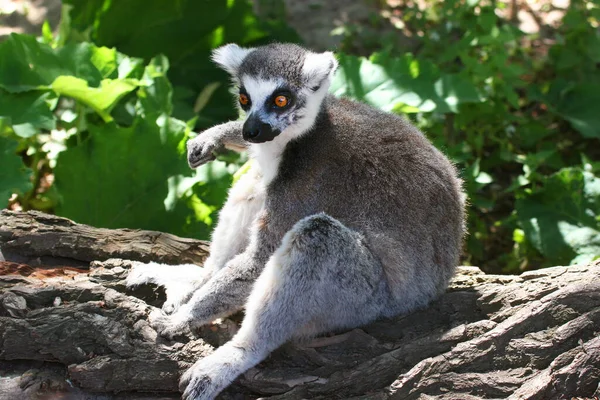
(0, 210), (599, 400)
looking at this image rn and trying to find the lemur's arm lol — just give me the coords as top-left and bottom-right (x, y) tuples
(187, 120), (246, 168)
(149, 214), (275, 339)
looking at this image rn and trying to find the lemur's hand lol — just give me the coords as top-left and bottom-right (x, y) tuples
(149, 308), (193, 340)
(186, 128), (221, 168)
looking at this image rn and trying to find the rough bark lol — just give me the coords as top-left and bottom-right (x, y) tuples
(0, 210), (599, 400)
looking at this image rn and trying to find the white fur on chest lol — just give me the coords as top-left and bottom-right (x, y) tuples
(250, 137), (287, 185)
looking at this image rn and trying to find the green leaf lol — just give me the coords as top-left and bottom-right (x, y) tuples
(434, 74), (483, 113)
(0, 35), (107, 92)
(54, 119), (190, 232)
(137, 56), (173, 117)
(547, 82), (600, 139)
(63, 0), (283, 128)
(0, 90), (56, 137)
(331, 52), (482, 114)
(51, 76), (139, 122)
(0, 136), (32, 206)
(516, 168), (600, 265)
(0, 34), (137, 96)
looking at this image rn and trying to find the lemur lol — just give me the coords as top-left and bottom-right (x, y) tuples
(126, 43), (465, 400)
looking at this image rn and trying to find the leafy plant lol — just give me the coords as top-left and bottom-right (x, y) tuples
(0, 33), (233, 237)
(333, 0), (600, 271)
(516, 167), (600, 266)
(62, 0), (299, 128)
(0, 0), (290, 239)
(2, 0), (599, 272)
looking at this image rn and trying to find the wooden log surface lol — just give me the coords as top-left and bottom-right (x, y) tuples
(0, 210), (599, 400)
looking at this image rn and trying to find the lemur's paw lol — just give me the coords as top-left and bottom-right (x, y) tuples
(161, 292), (189, 315)
(124, 262), (159, 288)
(179, 344), (246, 400)
(180, 359), (225, 400)
(181, 374), (213, 400)
(187, 135), (218, 169)
(149, 308), (191, 340)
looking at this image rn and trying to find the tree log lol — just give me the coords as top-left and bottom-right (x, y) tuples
(0, 210), (599, 400)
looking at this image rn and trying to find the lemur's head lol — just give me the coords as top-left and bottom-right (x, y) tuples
(212, 43), (338, 144)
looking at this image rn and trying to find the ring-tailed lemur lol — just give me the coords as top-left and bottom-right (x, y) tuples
(126, 43), (465, 400)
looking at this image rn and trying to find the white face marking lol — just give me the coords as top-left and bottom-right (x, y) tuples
(242, 76), (287, 185)
(242, 76), (282, 114)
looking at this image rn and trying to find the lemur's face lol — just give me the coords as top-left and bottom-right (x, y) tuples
(212, 43), (338, 144)
(237, 76), (300, 143)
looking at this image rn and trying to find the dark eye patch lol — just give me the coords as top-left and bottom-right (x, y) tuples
(238, 87), (251, 111)
(267, 87), (295, 112)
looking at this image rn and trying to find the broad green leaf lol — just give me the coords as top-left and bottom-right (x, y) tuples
(54, 119), (190, 232)
(0, 35), (108, 92)
(63, 0), (284, 128)
(137, 56), (173, 117)
(0, 90), (56, 137)
(49, 0), (288, 132)
(51, 76), (139, 122)
(547, 82), (600, 139)
(516, 168), (600, 265)
(90, 46), (119, 78)
(331, 52), (482, 114)
(0, 136), (32, 206)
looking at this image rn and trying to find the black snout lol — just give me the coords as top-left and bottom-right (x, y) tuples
(243, 115), (281, 143)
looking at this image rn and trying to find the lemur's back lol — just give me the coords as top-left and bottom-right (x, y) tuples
(268, 95), (465, 314)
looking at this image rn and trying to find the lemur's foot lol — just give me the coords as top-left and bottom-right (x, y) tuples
(124, 261), (156, 287)
(126, 262), (206, 314)
(180, 345), (245, 400)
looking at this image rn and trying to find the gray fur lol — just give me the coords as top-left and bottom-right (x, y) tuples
(127, 43), (465, 400)
(238, 43), (308, 86)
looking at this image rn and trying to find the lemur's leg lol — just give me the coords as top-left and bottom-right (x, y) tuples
(178, 214), (392, 400)
(149, 229), (270, 338)
(126, 165), (264, 314)
(202, 165), (265, 276)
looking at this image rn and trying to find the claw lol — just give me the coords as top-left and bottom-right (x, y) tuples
(182, 375), (212, 400)
(187, 137), (219, 168)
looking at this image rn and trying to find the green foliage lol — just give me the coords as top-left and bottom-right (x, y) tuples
(0, 91), (56, 138)
(334, 0), (600, 271)
(516, 167), (600, 265)
(0, 136), (32, 207)
(0, 0), (288, 238)
(2, 0), (599, 271)
(0, 34), (231, 236)
(62, 0), (299, 127)
(331, 52), (482, 114)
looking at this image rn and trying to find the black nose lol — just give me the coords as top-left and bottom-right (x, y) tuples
(242, 115), (281, 143)
(245, 127), (260, 139)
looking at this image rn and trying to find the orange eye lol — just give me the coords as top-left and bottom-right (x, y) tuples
(239, 94), (249, 106)
(274, 95), (288, 108)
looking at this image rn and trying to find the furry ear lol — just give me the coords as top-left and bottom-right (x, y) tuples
(302, 51), (339, 89)
(212, 44), (255, 75)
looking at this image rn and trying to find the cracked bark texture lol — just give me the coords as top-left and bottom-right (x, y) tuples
(0, 210), (599, 400)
